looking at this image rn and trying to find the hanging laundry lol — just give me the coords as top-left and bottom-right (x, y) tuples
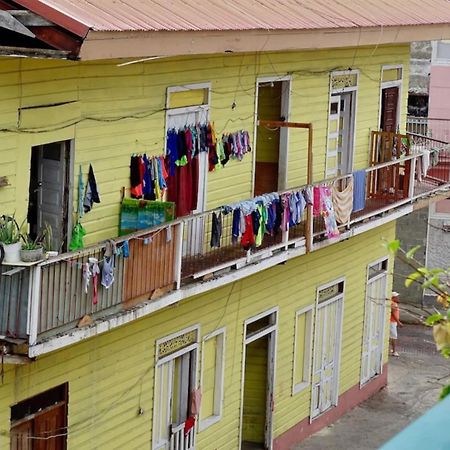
(255, 204), (265, 247)
(184, 416), (196, 436)
(122, 240), (130, 258)
(78, 165), (84, 219)
(210, 212), (222, 248)
(90, 258), (100, 305)
(190, 388), (202, 416)
(166, 129), (179, 177)
(130, 155), (143, 198)
(142, 154), (155, 200)
(318, 186), (340, 239)
(232, 208), (241, 243)
(313, 186), (322, 217)
(82, 262), (91, 294)
(83, 164), (101, 213)
(69, 223), (86, 251)
(241, 215), (255, 250)
(332, 179), (354, 224)
(352, 170), (367, 212)
(102, 240), (116, 289)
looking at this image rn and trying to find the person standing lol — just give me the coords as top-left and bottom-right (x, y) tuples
(390, 291), (403, 357)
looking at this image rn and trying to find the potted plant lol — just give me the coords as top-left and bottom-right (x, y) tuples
(0, 215), (22, 263)
(20, 224), (52, 263)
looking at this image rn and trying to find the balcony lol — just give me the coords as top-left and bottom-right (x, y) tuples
(2, 132), (450, 357)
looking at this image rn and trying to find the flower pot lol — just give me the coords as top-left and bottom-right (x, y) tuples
(20, 246), (44, 263)
(2, 241), (22, 263)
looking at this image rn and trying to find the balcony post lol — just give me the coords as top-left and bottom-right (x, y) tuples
(174, 222), (184, 290)
(28, 264), (41, 346)
(408, 156), (417, 198)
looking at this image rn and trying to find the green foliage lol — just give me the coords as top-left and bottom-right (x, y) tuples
(21, 223), (53, 251)
(0, 215), (21, 244)
(385, 239), (400, 254)
(425, 313), (444, 326)
(406, 245), (421, 259)
(440, 384), (450, 400)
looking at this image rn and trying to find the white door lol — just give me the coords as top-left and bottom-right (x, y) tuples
(361, 261), (388, 384)
(326, 95), (341, 178)
(311, 294), (344, 419)
(37, 142), (67, 251)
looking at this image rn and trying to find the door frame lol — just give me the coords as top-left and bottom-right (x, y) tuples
(327, 70), (359, 177)
(239, 306), (278, 450)
(360, 256), (389, 386)
(152, 324), (200, 450)
(378, 65), (403, 133)
(252, 75), (292, 194)
(310, 277), (345, 421)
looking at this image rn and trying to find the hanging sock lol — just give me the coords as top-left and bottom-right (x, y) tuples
(90, 257), (100, 305)
(83, 164), (101, 213)
(82, 262), (91, 294)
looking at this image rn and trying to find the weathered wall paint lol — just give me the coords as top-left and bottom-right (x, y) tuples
(0, 222), (395, 449)
(0, 45), (409, 245)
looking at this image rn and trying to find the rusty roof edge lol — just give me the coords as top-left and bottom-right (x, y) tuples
(14, 0), (91, 39)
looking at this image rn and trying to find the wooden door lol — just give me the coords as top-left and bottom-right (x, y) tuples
(381, 87), (399, 132)
(34, 405), (66, 450)
(10, 421), (32, 450)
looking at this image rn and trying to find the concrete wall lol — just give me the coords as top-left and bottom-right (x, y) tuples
(409, 41), (432, 95)
(393, 208), (428, 305)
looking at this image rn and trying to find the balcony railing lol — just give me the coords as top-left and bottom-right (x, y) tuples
(3, 132), (450, 346)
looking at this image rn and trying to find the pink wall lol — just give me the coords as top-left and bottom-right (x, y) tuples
(427, 65), (450, 141)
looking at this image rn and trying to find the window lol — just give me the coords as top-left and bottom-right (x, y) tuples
(292, 305), (314, 394)
(433, 40), (450, 65)
(199, 328), (226, 431)
(10, 383), (68, 450)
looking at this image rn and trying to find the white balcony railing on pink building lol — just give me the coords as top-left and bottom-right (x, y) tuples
(3, 134), (450, 344)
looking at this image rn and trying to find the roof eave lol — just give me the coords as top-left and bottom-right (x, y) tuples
(79, 23), (450, 61)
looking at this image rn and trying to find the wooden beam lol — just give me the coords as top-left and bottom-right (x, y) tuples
(0, 10), (34, 37)
(29, 26), (81, 56)
(258, 120), (311, 129)
(0, 45), (69, 58)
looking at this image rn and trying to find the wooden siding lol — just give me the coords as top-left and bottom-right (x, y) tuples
(0, 45), (409, 246)
(0, 222), (395, 449)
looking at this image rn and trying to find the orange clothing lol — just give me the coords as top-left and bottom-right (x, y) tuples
(390, 300), (400, 324)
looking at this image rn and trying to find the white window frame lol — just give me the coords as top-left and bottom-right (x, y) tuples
(326, 70), (359, 178)
(378, 65), (403, 132)
(152, 324), (200, 450)
(431, 40), (450, 66)
(199, 327), (226, 432)
(292, 305), (314, 395)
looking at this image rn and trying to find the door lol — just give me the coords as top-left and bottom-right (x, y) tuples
(380, 87), (399, 132)
(326, 93), (354, 177)
(361, 261), (388, 384)
(29, 141), (70, 252)
(241, 310), (277, 450)
(311, 294), (343, 419)
(254, 80), (290, 196)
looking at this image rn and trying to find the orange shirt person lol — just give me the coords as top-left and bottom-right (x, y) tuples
(390, 292), (403, 356)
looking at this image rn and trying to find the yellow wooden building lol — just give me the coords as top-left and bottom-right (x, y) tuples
(0, 1), (450, 449)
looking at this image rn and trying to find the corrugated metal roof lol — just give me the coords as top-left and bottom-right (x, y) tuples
(15, 0), (450, 33)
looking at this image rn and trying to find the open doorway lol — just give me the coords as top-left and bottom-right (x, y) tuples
(27, 141), (72, 253)
(241, 309), (277, 450)
(254, 78), (290, 196)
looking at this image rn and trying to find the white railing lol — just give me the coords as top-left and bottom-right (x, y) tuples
(170, 422), (195, 450)
(15, 140), (450, 344)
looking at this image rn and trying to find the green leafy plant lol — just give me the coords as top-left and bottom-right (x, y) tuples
(21, 223), (53, 251)
(0, 215), (21, 245)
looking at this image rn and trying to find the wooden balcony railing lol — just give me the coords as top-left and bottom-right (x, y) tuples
(3, 133), (450, 346)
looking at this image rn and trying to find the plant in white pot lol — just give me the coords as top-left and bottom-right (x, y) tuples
(20, 224), (52, 263)
(0, 215), (22, 263)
